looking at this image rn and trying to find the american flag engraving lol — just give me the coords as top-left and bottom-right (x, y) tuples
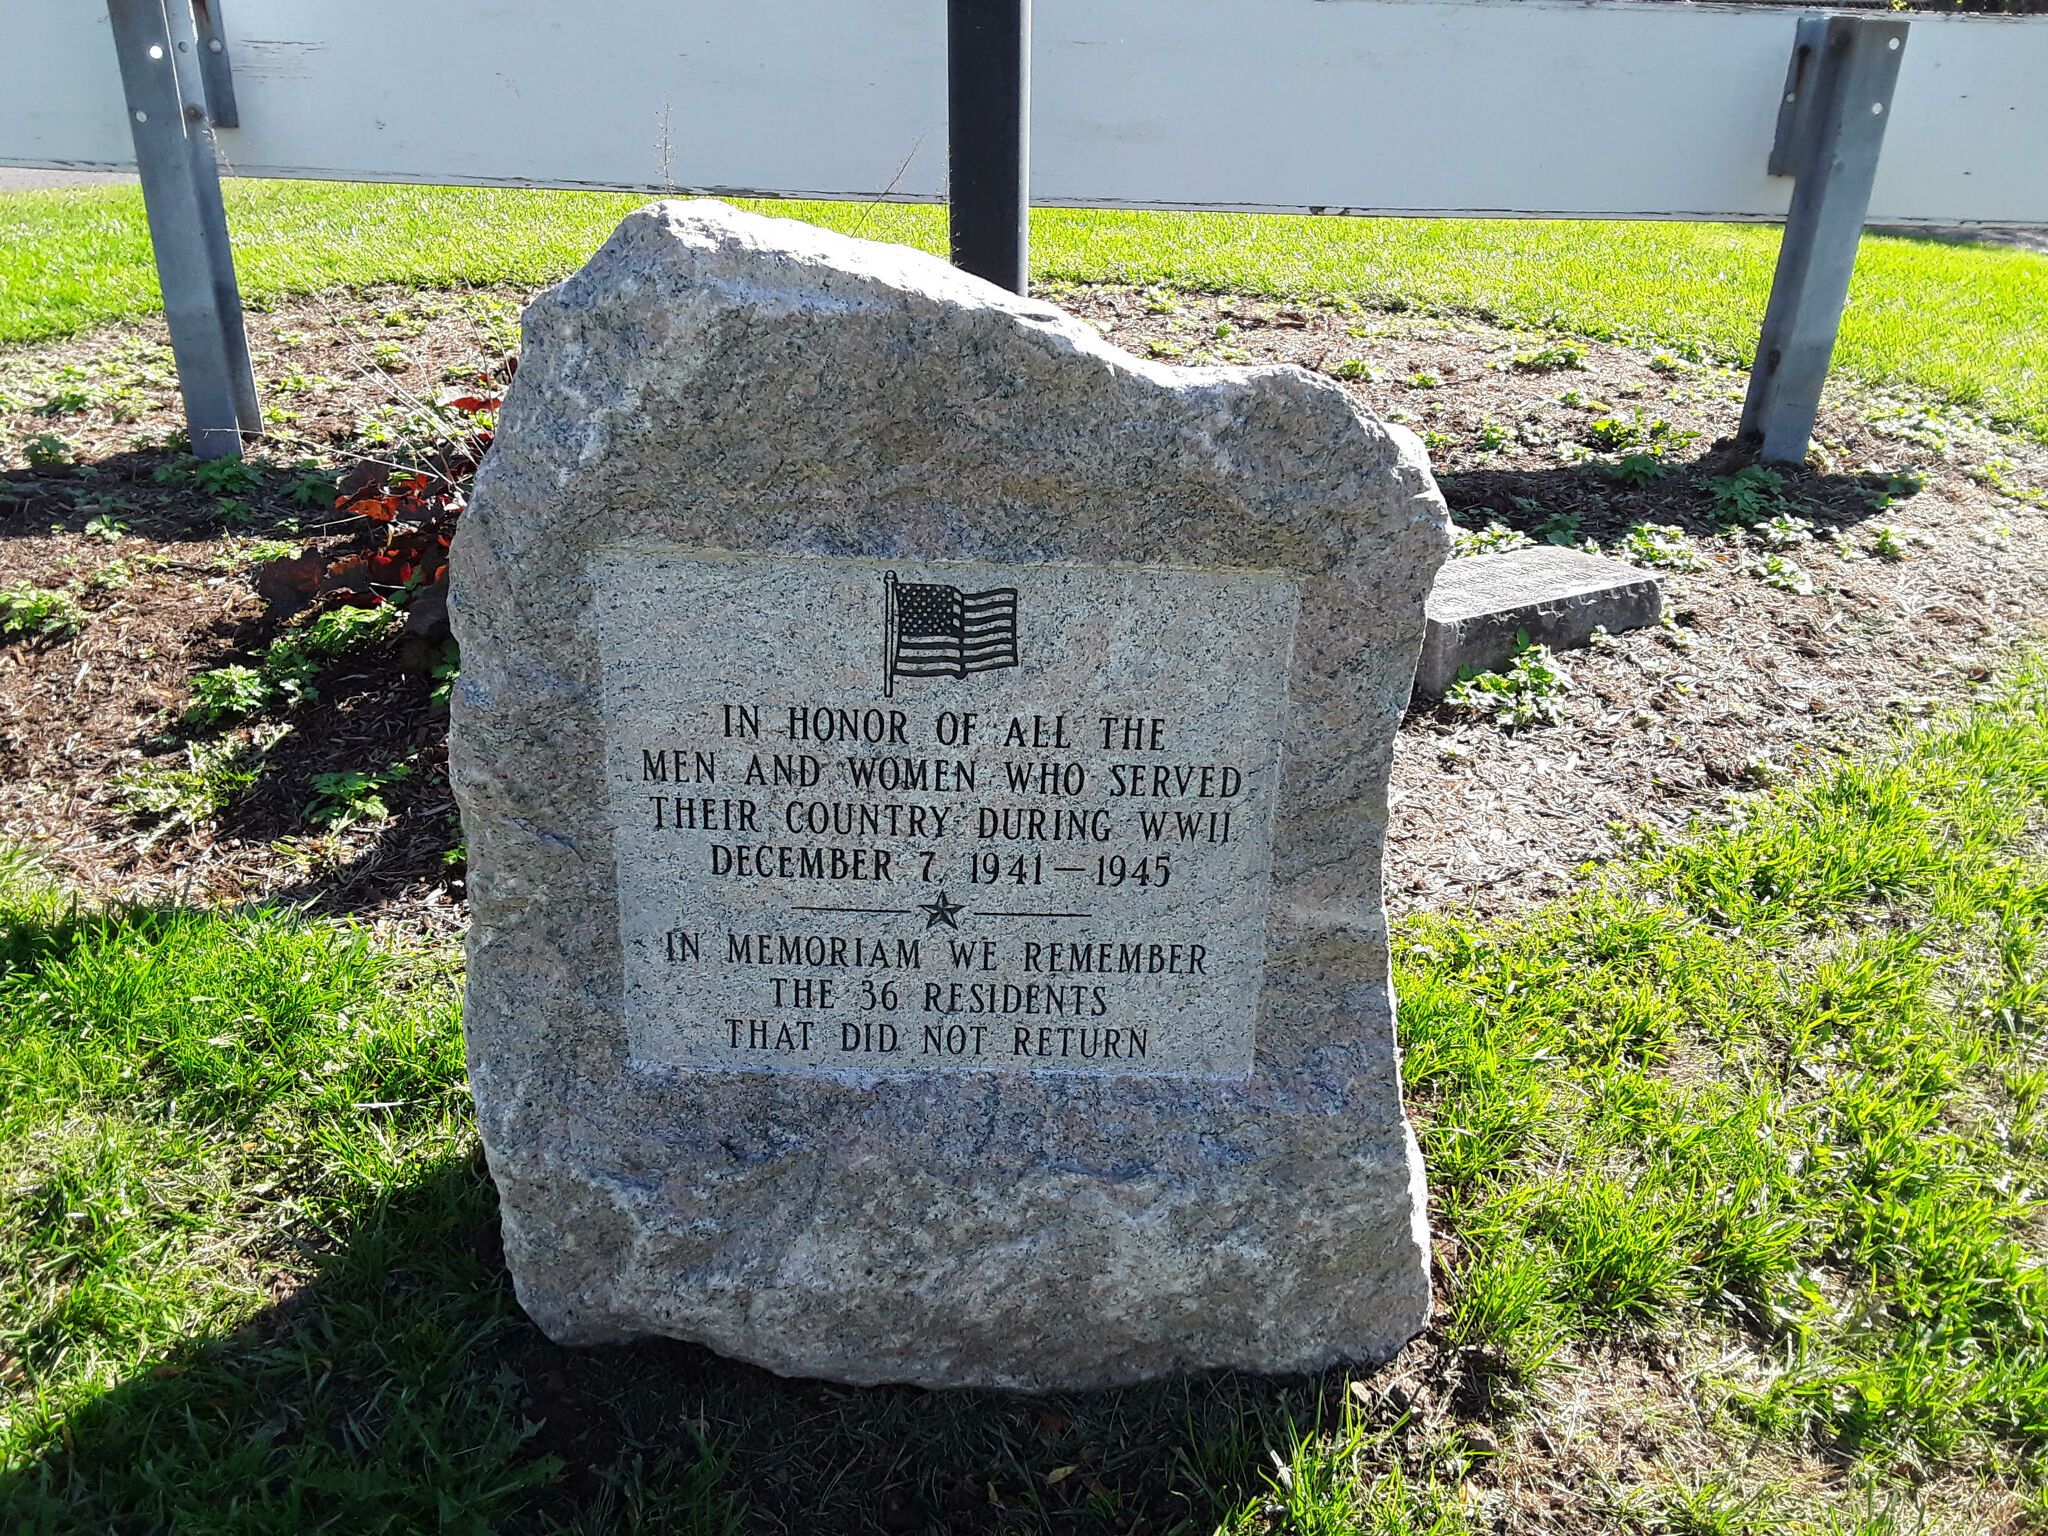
(882, 571), (1019, 697)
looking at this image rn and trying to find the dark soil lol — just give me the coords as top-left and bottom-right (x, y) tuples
(2, 282), (2045, 933)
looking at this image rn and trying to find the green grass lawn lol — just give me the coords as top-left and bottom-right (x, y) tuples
(4, 655), (2047, 1530)
(1, 180), (2044, 440)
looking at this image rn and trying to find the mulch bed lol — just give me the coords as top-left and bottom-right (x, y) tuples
(2, 279), (2044, 930)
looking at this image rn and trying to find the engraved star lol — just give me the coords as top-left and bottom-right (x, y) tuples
(919, 890), (964, 930)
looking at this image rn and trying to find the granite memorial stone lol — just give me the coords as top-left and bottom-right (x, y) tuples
(449, 199), (1450, 1389)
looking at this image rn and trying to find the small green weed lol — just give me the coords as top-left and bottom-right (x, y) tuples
(1862, 466), (1926, 514)
(281, 466), (339, 507)
(1445, 634), (1571, 728)
(112, 730), (285, 848)
(1406, 371), (1442, 390)
(1421, 429), (1461, 453)
(39, 386), (93, 415)
(190, 455), (263, 496)
(1512, 341), (1585, 373)
(1451, 521), (1535, 559)
(81, 514), (128, 542)
(1474, 419), (1510, 452)
(184, 664), (270, 724)
(1750, 512), (1815, 551)
(21, 432), (73, 468)
(1329, 359), (1381, 382)
(305, 763), (413, 829)
(1617, 523), (1708, 572)
(299, 602), (397, 659)
(1592, 452), (1670, 487)
(1586, 416), (1641, 452)
(86, 560), (134, 593)
(217, 539), (298, 573)
(1588, 409), (1687, 455)
(1709, 465), (1790, 526)
(1866, 524), (1932, 562)
(1653, 1478), (1775, 1536)
(192, 603), (400, 719)
(0, 584), (85, 641)
(429, 640), (460, 708)
(1749, 553), (1815, 595)
(1969, 458), (2047, 508)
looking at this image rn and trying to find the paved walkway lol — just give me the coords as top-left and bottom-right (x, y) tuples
(0, 168), (138, 189)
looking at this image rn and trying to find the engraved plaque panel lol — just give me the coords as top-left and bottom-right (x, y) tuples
(594, 552), (1299, 1076)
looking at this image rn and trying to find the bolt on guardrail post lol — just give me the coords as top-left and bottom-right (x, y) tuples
(1741, 14), (1907, 465)
(948, 0), (1030, 294)
(105, 0), (260, 460)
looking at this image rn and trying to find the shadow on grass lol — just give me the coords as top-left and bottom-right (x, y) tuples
(0, 1140), (1423, 1535)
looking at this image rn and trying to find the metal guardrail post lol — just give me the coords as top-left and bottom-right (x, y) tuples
(948, 0), (1030, 294)
(1741, 14), (1907, 465)
(105, 0), (260, 460)
(189, 0), (240, 128)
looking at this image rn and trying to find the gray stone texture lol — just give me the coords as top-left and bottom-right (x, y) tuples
(1414, 545), (1663, 698)
(449, 199), (1449, 1389)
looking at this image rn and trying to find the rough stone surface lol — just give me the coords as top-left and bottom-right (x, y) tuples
(1414, 545), (1663, 698)
(448, 199), (1450, 1390)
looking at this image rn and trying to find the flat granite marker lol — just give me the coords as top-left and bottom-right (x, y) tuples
(449, 199), (1450, 1390)
(1414, 545), (1663, 699)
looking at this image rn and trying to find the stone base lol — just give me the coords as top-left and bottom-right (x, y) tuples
(1415, 546), (1662, 698)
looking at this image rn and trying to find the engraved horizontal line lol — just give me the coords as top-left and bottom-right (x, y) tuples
(971, 910), (1094, 919)
(891, 661), (1017, 676)
(789, 904), (915, 915)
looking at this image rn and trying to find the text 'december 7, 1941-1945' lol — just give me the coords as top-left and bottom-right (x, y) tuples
(593, 553), (1299, 1076)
